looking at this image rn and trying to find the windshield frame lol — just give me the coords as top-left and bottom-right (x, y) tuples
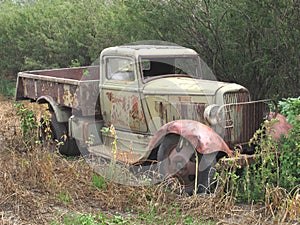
(138, 55), (202, 83)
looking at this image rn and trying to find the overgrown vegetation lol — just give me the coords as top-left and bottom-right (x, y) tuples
(215, 97), (300, 222)
(1, 96), (299, 223)
(1, 100), (220, 224)
(0, 0), (299, 99)
(277, 97), (300, 192)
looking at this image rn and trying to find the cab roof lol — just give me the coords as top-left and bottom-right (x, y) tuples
(101, 45), (199, 57)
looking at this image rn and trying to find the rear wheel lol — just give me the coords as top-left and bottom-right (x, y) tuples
(157, 134), (216, 195)
(39, 110), (80, 156)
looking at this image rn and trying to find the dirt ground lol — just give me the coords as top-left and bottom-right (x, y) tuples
(0, 96), (299, 225)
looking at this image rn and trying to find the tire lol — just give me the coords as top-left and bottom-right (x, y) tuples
(157, 134), (217, 195)
(39, 111), (80, 156)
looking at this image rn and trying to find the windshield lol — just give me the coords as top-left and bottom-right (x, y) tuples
(140, 56), (216, 81)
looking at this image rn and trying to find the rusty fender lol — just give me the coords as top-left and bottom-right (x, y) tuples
(148, 120), (234, 157)
(37, 96), (71, 122)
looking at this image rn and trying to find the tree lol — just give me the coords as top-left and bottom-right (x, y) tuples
(0, 0), (299, 99)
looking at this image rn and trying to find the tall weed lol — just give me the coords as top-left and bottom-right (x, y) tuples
(14, 102), (39, 149)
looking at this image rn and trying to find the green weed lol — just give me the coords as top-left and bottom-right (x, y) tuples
(92, 173), (108, 190)
(278, 97), (300, 123)
(57, 191), (72, 204)
(14, 102), (39, 149)
(58, 212), (130, 225)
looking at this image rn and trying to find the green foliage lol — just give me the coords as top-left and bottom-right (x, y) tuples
(57, 191), (72, 204)
(226, 97), (300, 203)
(278, 97), (300, 123)
(0, 77), (15, 96)
(277, 97), (300, 191)
(278, 121), (300, 190)
(1, 0), (299, 100)
(239, 120), (280, 203)
(59, 208), (212, 225)
(92, 174), (108, 190)
(70, 59), (81, 68)
(14, 102), (38, 141)
(59, 212), (130, 225)
(61, 214), (98, 225)
(14, 102), (40, 150)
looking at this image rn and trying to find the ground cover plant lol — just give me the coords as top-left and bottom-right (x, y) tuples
(0, 95), (299, 224)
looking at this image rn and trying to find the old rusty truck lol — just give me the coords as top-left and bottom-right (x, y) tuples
(16, 44), (282, 194)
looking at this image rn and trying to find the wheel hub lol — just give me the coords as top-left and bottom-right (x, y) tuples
(165, 146), (197, 185)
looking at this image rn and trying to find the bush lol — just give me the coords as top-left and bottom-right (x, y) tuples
(278, 97), (300, 123)
(277, 97), (300, 191)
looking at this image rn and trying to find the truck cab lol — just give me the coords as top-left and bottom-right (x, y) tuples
(97, 45), (268, 157)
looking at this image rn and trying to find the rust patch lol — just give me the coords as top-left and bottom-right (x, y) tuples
(106, 92), (113, 101)
(105, 92), (147, 132)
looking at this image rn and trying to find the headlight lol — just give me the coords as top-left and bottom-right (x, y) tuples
(204, 104), (220, 125)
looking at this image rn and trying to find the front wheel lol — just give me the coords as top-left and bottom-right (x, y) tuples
(39, 110), (80, 156)
(157, 134), (217, 195)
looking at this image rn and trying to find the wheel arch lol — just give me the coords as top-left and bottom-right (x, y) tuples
(147, 120), (234, 159)
(37, 96), (71, 123)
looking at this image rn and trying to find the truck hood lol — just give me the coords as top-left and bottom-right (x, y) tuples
(142, 76), (243, 96)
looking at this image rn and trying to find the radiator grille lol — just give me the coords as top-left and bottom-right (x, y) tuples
(223, 91), (250, 104)
(221, 92), (269, 147)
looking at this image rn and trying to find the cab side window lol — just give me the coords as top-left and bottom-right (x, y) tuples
(106, 58), (135, 81)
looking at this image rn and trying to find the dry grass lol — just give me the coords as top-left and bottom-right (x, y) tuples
(0, 97), (299, 224)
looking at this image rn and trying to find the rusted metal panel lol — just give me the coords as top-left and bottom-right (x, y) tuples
(76, 81), (101, 116)
(16, 66), (101, 116)
(154, 101), (206, 125)
(97, 129), (149, 164)
(27, 66), (99, 80)
(58, 83), (77, 108)
(148, 120), (234, 157)
(24, 77), (36, 99)
(103, 90), (147, 132)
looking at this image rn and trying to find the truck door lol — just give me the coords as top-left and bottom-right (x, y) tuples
(100, 56), (147, 133)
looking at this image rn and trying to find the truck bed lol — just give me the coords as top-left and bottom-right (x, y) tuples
(16, 66), (101, 116)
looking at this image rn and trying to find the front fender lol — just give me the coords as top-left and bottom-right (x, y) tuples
(268, 112), (293, 140)
(148, 120), (234, 157)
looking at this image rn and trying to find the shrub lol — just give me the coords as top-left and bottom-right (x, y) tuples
(278, 97), (300, 123)
(277, 97), (300, 190)
(14, 102), (39, 147)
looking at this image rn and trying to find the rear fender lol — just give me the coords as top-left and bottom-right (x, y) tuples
(37, 96), (71, 123)
(148, 120), (234, 157)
